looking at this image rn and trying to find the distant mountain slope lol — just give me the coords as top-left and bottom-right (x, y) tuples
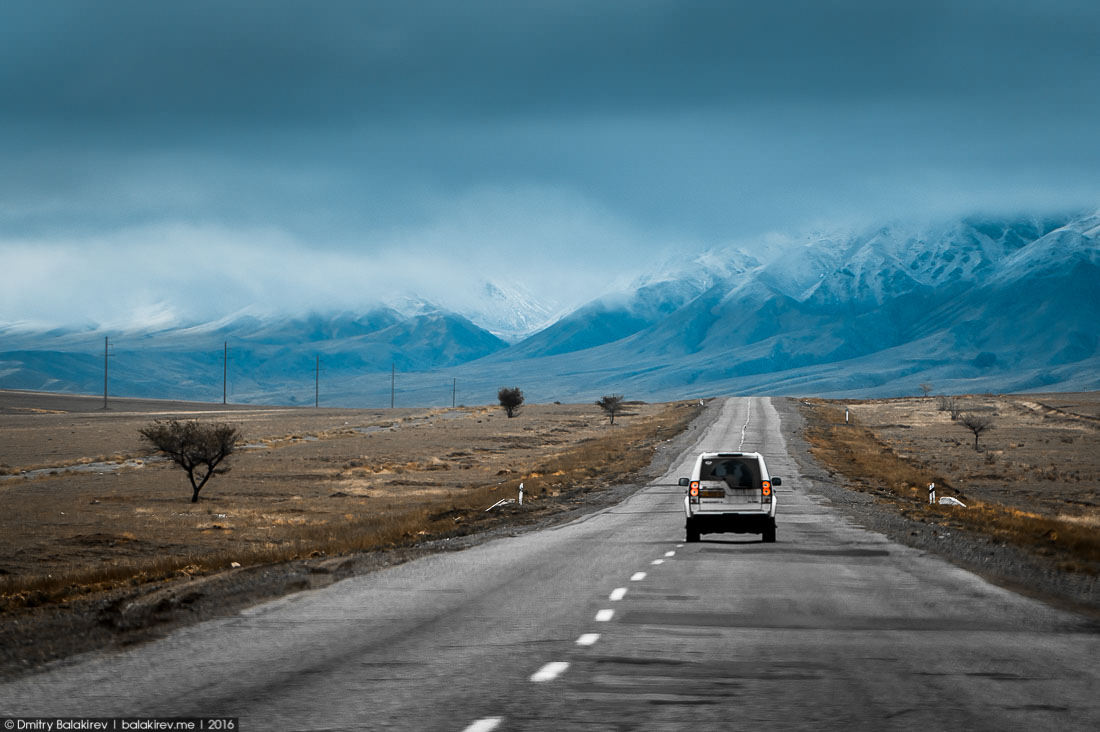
(2, 212), (1096, 405)
(0, 310), (508, 404)
(462, 211), (1097, 402)
(494, 249), (761, 360)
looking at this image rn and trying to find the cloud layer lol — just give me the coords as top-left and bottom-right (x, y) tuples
(2, 1), (1098, 326)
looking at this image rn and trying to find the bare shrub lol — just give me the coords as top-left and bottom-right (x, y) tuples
(595, 394), (625, 425)
(140, 420), (240, 502)
(920, 383), (933, 398)
(497, 387), (524, 418)
(959, 413), (994, 451)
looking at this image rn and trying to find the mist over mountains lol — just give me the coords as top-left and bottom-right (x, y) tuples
(3, 212), (1098, 406)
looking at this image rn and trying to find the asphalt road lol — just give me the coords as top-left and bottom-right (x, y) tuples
(2, 397), (1097, 730)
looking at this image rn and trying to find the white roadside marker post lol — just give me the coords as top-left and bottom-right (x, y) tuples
(519, 482), (524, 506)
(928, 482), (936, 504)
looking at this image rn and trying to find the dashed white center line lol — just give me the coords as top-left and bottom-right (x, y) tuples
(740, 401), (752, 450)
(595, 609), (615, 622)
(530, 662), (570, 682)
(651, 559), (664, 565)
(463, 718), (503, 732)
(576, 633), (600, 646)
(609, 587), (627, 601)
(664, 550), (676, 557)
(676, 544), (684, 548)
(630, 572), (646, 581)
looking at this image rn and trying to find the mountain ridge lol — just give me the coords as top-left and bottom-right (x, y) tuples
(2, 211), (1097, 405)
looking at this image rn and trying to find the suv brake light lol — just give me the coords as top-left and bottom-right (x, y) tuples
(689, 481), (700, 497)
(761, 480), (772, 497)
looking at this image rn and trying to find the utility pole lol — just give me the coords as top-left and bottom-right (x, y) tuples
(103, 336), (109, 410)
(452, 378), (456, 408)
(223, 341), (228, 405)
(315, 355), (320, 408)
(390, 362), (395, 409)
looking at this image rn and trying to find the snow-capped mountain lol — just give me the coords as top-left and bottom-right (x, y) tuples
(2, 212), (1097, 405)
(455, 281), (562, 342)
(491, 248), (763, 360)
(518, 211), (1099, 398)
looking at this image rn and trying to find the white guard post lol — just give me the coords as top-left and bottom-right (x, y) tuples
(518, 482), (524, 506)
(928, 482), (936, 504)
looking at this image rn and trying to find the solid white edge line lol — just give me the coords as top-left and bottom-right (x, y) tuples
(609, 587), (627, 601)
(462, 718), (503, 732)
(630, 572), (646, 581)
(576, 633), (600, 646)
(530, 661), (570, 682)
(595, 609), (615, 622)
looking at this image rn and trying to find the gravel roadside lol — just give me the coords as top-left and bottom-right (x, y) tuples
(773, 397), (1100, 620)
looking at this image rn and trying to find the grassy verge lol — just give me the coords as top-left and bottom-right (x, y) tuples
(800, 400), (1100, 573)
(1, 401), (701, 610)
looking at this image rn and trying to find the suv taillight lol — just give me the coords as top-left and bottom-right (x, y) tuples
(761, 480), (772, 498)
(689, 481), (700, 497)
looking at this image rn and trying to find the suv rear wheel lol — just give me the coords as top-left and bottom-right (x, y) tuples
(762, 523), (776, 543)
(686, 521), (701, 543)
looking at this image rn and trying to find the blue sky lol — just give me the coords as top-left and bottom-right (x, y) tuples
(2, 1), (1098, 327)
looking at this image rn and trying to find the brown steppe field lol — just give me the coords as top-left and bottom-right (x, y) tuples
(801, 392), (1100, 573)
(0, 390), (700, 610)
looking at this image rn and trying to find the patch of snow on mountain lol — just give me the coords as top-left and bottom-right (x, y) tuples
(454, 280), (562, 342)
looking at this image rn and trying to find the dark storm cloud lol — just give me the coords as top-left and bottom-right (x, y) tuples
(5, 1), (1097, 126)
(2, 1), (1099, 325)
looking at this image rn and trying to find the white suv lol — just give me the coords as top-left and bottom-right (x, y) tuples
(678, 452), (781, 543)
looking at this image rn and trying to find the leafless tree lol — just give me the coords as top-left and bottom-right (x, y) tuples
(140, 420), (240, 502)
(595, 394), (625, 425)
(959, 413), (994, 451)
(919, 383), (933, 398)
(939, 395), (961, 420)
(497, 387), (524, 418)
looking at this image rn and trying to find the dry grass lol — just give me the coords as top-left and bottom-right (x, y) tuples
(801, 398), (1100, 573)
(0, 399), (700, 609)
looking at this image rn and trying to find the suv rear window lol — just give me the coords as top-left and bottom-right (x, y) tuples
(699, 457), (760, 487)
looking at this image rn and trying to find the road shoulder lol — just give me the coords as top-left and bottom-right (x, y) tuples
(772, 397), (1099, 620)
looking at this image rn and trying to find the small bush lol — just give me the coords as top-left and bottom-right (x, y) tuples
(595, 394), (626, 425)
(497, 387), (524, 418)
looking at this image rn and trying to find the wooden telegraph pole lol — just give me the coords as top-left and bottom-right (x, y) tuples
(102, 336), (111, 410)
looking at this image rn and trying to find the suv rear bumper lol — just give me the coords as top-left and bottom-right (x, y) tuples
(686, 512), (775, 535)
